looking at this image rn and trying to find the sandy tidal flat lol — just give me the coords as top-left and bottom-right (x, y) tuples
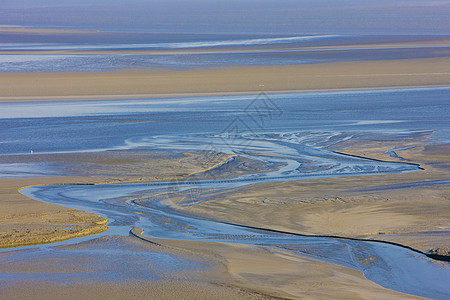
(173, 141), (450, 257)
(1, 32), (450, 299)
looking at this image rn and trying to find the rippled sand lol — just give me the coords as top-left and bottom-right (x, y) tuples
(175, 141), (450, 257)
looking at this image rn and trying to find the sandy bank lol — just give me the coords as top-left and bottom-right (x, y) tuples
(0, 150), (238, 248)
(1, 57), (450, 102)
(0, 177), (108, 248)
(173, 141), (450, 257)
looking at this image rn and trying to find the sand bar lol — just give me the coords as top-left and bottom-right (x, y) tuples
(1, 57), (450, 102)
(175, 141), (450, 257)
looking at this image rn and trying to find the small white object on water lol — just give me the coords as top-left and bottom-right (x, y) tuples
(30, 150), (33, 154)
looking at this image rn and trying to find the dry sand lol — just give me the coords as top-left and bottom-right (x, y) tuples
(1, 57), (450, 102)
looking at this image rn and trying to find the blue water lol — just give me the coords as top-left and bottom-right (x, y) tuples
(1, 87), (449, 155)
(16, 174), (450, 299)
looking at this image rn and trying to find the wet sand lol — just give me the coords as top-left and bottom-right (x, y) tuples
(174, 141), (450, 258)
(0, 150), (233, 248)
(0, 234), (426, 300)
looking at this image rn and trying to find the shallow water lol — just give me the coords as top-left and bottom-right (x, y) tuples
(0, 235), (206, 285)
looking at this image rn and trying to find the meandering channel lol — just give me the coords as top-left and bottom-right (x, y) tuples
(20, 132), (449, 299)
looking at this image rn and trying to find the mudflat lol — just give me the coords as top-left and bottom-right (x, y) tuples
(174, 142), (450, 256)
(3, 149), (431, 299)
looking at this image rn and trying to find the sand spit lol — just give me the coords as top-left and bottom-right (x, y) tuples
(0, 150), (236, 248)
(1, 133), (448, 259)
(0, 177), (108, 248)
